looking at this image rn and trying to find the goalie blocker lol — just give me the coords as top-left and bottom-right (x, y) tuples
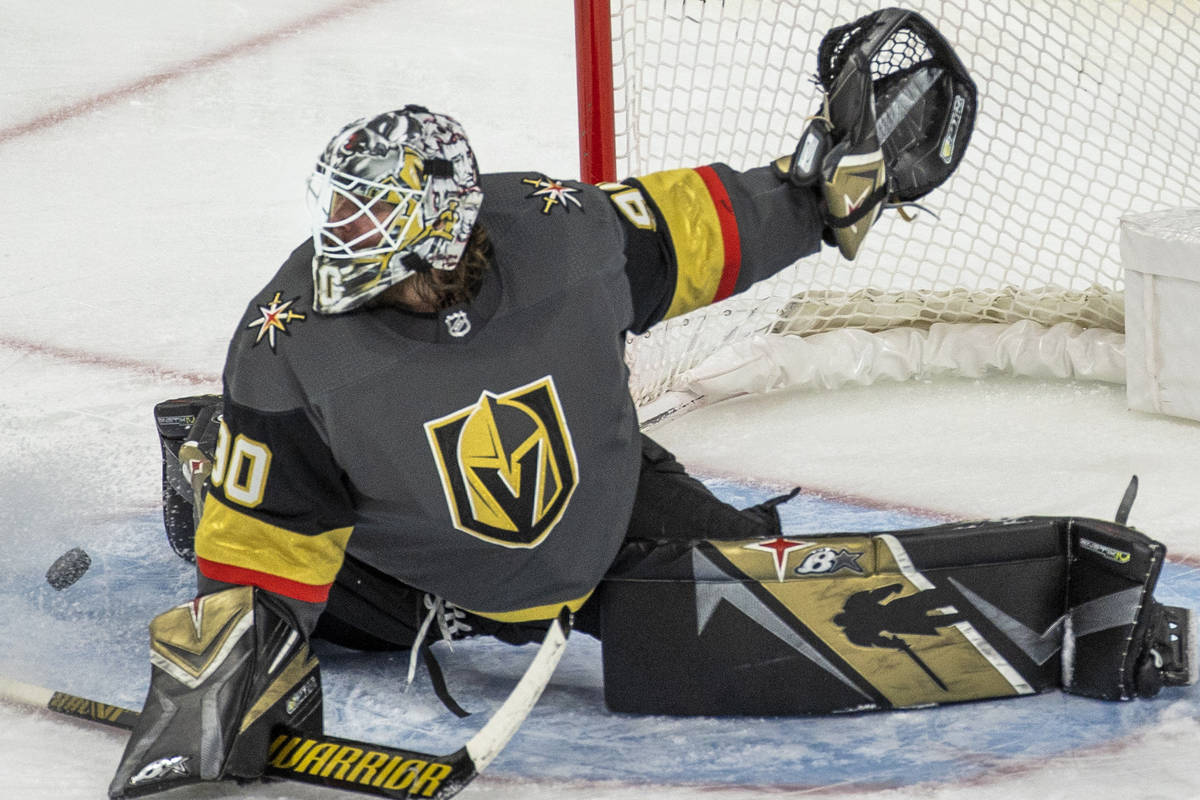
(600, 515), (1195, 715)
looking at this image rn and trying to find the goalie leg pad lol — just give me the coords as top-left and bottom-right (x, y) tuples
(601, 518), (1068, 715)
(109, 586), (322, 798)
(599, 517), (1193, 716)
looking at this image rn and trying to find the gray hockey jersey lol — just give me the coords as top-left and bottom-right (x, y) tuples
(193, 164), (823, 631)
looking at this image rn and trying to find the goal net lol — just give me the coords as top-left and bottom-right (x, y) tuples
(575, 0), (1200, 417)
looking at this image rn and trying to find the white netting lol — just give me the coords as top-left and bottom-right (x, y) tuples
(599, 0), (1200, 406)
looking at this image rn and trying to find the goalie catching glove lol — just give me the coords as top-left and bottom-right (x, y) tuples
(109, 586), (323, 798)
(776, 7), (977, 259)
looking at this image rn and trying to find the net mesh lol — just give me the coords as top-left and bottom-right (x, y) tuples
(604, 0), (1200, 404)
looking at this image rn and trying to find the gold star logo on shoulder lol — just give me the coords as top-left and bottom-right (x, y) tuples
(247, 291), (306, 352)
(522, 176), (583, 214)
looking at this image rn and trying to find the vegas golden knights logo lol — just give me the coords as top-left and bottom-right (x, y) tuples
(425, 376), (578, 548)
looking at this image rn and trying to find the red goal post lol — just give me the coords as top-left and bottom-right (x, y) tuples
(575, 0), (617, 184)
(574, 0), (1200, 419)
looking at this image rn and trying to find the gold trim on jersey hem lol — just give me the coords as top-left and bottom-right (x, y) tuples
(464, 589), (593, 623)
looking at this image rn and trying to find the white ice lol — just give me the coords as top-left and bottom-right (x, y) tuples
(2, 2), (1200, 799)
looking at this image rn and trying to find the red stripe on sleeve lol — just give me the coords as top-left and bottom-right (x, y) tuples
(197, 557), (332, 604)
(694, 165), (742, 302)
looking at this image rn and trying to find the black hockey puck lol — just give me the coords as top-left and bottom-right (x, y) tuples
(46, 547), (91, 590)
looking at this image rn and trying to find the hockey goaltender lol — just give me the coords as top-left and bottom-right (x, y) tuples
(111, 8), (1195, 799)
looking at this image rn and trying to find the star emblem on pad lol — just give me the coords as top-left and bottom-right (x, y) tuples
(744, 537), (813, 582)
(247, 291), (306, 352)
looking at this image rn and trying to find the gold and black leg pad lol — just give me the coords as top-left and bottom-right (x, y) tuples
(109, 587), (322, 798)
(599, 516), (1194, 716)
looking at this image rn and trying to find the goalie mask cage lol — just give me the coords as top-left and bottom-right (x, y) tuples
(575, 0), (1200, 413)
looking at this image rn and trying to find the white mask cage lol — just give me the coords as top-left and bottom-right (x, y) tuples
(306, 163), (429, 260)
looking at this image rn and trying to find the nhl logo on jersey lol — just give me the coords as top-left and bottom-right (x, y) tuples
(424, 376), (578, 548)
(443, 310), (471, 338)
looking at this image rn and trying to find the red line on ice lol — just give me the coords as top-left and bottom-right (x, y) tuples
(0, 3), (387, 379)
(0, 336), (220, 386)
(0, 0), (385, 145)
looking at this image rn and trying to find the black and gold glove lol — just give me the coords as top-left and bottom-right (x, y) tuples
(775, 8), (977, 260)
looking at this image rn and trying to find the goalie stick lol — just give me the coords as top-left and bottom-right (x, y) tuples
(0, 609), (570, 800)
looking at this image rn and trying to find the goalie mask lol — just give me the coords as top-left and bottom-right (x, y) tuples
(818, 8), (977, 202)
(307, 105), (483, 314)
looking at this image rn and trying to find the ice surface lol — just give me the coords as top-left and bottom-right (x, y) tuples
(3, 2), (1200, 799)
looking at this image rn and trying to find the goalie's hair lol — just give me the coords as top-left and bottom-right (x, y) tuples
(373, 222), (492, 312)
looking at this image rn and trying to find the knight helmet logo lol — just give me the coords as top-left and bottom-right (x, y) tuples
(424, 376), (578, 548)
